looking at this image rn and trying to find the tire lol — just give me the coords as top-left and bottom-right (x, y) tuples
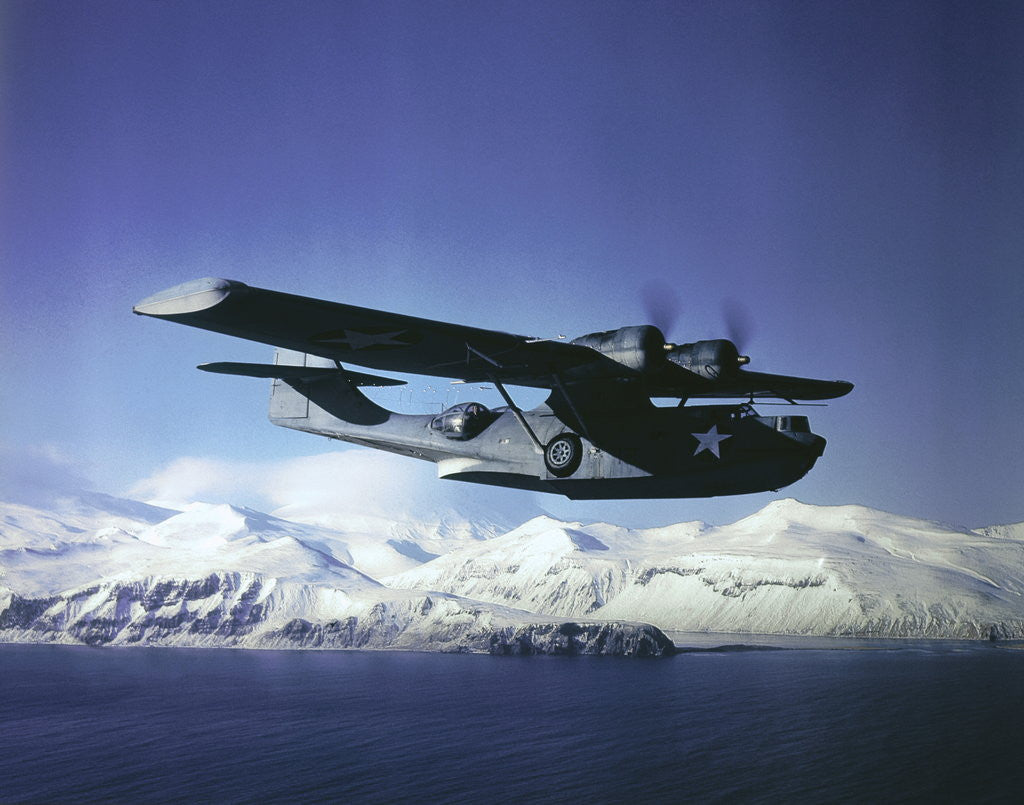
(545, 433), (583, 477)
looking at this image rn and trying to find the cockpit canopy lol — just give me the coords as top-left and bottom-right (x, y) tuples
(429, 402), (496, 440)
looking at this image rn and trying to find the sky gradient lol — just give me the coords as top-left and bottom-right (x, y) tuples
(3, 0), (1022, 528)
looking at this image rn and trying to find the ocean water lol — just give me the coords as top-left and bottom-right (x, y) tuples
(2, 642), (1023, 803)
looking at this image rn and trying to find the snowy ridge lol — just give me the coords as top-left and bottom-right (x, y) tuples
(385, 499), (1024, 640)
(381, 516), (634, 617)
(0, 573), (670, 656)
(975, 522), (1024, 541)
(2, 491), (1024, 651)
(0, 494), (672, 656)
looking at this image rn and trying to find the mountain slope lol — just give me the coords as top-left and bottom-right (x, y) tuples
(386, 500), (1024, 639)
(3, 491), (1023, 646)
(0, 494), (672, 655)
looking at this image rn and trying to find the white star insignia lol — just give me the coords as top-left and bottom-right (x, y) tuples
(319, 330), (408, 350)
(692, 425), (731, 459)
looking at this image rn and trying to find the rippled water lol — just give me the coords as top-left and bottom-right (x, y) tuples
(2, 642), (1023, 803)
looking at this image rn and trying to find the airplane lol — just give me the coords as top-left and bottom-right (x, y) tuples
(134, 277), (852, 500)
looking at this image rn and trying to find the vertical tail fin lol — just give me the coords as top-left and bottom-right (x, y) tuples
(268, 350), (393, 425)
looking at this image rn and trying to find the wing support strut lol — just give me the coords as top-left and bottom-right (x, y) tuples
(466, 343), (501, 368)
(489, 374), (544, 453)
(465, 341), (544, 453)
(549, 373), (591, 442)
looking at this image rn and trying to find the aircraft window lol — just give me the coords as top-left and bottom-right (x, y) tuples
(429, 402), (495, 440)
(774, 416), (810, 433)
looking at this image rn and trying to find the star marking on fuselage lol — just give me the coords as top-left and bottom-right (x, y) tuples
(691, 425), (732, 459)
(318, 330), (409, 350)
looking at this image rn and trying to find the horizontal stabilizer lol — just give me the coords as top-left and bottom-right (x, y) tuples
(197, 362), (406, 387)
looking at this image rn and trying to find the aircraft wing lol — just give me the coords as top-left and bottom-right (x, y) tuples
(133, 277), (600, 388)
(648, 368), (853, 401)
(135, 278), (852, 401)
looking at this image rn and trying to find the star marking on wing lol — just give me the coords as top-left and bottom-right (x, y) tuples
(317, 330), (409, 350)
(692, 425), (732, 459)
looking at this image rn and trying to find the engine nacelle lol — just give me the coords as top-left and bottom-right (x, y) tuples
(571, 325), (667, 374)
(666, 339), (744, 380)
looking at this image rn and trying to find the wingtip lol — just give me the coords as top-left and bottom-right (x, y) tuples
(133, 278), (247, 317)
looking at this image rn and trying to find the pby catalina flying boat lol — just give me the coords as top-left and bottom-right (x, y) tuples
(134, 278), (852, 500)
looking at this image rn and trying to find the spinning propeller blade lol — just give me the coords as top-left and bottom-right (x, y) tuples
(641, 279), (682, 344)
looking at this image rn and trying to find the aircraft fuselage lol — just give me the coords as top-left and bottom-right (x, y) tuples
(269, 368), (824, 500)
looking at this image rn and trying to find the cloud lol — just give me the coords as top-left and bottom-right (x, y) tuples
(0, 443), (95, 507)
(127, 451), (433, 511)
(262, 451), (435, 511)
(127, 448), (542, 525)
(126, 455), (265, 509)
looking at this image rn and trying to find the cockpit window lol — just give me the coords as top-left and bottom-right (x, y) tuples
(775, 415), (810, 433)
(429, 402), (495, 440)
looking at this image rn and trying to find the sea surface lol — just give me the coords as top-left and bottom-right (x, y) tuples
(2, 640), (1023, 804)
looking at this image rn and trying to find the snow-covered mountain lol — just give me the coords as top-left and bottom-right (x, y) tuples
(0, 492), (671, 655)
(3, 490), (1023, 651)
(384, 499), (1024, 639)
(268, 499), (515, 578)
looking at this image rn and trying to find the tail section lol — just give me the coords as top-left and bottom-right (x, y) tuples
(268, 350), (393, 426)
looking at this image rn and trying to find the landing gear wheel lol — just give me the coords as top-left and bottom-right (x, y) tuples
(545, 433), (583, 477)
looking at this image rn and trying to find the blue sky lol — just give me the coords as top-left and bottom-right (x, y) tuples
(2, 0), (1022, 528)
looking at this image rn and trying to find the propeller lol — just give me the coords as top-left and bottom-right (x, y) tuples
(721, 298), (752, 352)
(640, 279), (682, 344)
(721, 297), (753, 366)
(634, 278), (684, 350)
(641, 281), (753, 366)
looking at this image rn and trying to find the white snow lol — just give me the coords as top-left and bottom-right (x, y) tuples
(2, 490), (1024, 648)
(384, 499), (1024, 639)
